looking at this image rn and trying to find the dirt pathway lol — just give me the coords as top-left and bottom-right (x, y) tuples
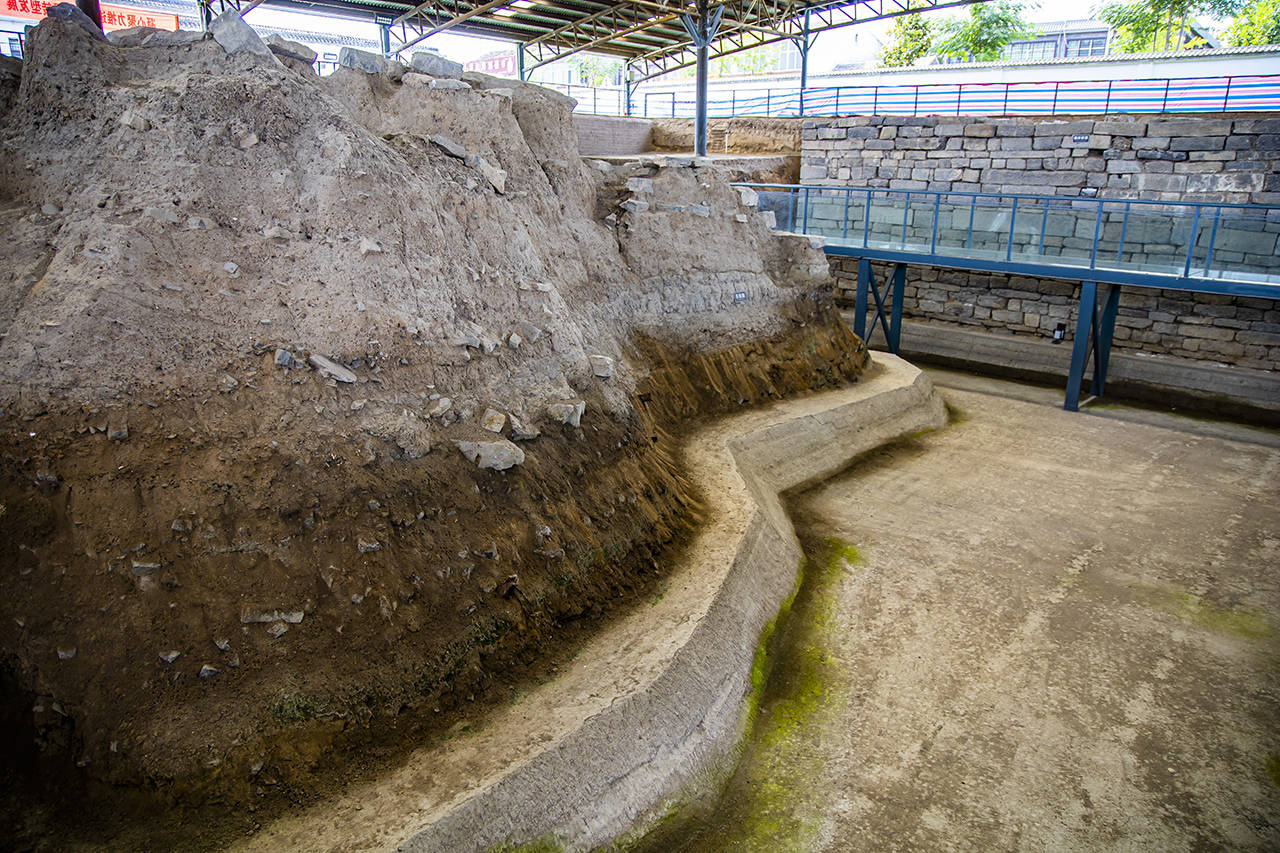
(644, 371), (1280, 852)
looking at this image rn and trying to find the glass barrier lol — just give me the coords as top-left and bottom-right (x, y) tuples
(739, 184), (1280, 289)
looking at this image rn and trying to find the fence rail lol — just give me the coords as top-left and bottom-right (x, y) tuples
(735, 183), (1280, 297)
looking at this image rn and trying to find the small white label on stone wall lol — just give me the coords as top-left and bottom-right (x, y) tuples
(733, 291), (747, 303)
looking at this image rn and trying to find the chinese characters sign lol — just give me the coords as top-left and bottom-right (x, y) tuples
(1, 0), (179, 31)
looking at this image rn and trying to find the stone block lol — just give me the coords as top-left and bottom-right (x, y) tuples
(211, 10), (275, 61)
(264, 33), (316, 64)
(410, 51), (463, 78)
(340, 47), (406, 80)
(1169, 136), (1226, 151)
(964, 124), (996, 137)
(1148, 119), (1232, 137)
(1033, 120), (1094, 136)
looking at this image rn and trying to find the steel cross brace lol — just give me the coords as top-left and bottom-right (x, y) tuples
(1064, 281), (1121, 412)
(853, 259), (905, 355)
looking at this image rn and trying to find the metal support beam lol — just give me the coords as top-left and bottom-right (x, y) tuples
(1064, 281), (1121, 411)
(379, 22), (392, 57)
(517, 42), (526, 80)
(679, 0), (722, 157)
(793, 8), (812, 116)
(623, 61), (634, 115)
(854, 259), (905, 354)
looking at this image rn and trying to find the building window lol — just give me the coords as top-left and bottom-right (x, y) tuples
(1065, 37), (1108, 57)
(1007, 40), (1056, 61)
(6, 36), (21, 58)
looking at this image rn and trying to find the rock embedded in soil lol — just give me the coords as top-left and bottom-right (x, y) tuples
(410, 51), (463, 79)
(454, 438), (525, 470)
(308, 354), (357, 383)
(264, 33), (316, 64)
(210, 11), (275, 61)
(548, 400), (586, 427)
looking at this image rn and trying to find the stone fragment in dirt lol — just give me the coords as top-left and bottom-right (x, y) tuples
(473, 155), (507, 194)
(547, 400), (585, 427)
(222, 261), (240, 278)
(308, 354), (357, 383)
(108, 423), (129, 440)
(620, 198), (648, 214)
(513, 321), (544, 343)
(143, 206), (179, 224)
(266, 622), (288, 639)
(274, 348), (302, 369)
(187, 216), (213, 231)
(199, 664), (219, 679)
(264, 33), (317, 64)
(339, 47), (405, 80)
(119, 110), (150, 131)
(357, 538), (381, 553)
(429, 136), (469, 160)
(263, 224), (291, 241)
(45, 3), (106, 40)
(57, 647), (76, 660)
(626, 177), (653, 193)
(507, 332), (522, 349)
(735, 213), (749, 223)
(359, 237), (383, 256)
(735, 186), (759, 207)
(130, 561), (160, 576)
(109, 26), (203, 46)
(508, 414), (540, 441)
(689, 204), (711, 217)
(236, 132), (258, 150)
(454, 438), (525, 470)
(424, 397), (452, 417)
(409, 51), (463, 79)
(480, 408), (506, 433)
(241, 608), (304, 624)
(589, 355), (614, 379)
(41, 203), (60, 216)
(159, 650), (181, 664)
(210, 11), (276, 61)
(429, 78), (471, 91)
(214, 638), (231, 652)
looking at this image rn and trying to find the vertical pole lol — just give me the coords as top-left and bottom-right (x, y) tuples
(77, 0), (103, 29)
(889, 263), (906, 355)
(1064, 281), (1098, 412)
(516, 43), (526, 81)
(797, 9), (811, 117)
(198, 0), (212, 29)
(854, 259), (871, 341)
(694, 0), (710, 157)
(624, 62), (633, 116)
(1092, 284), (1121, 397)
(379, 23), (391, 58)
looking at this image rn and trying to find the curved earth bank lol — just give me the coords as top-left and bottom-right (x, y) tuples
(230, 354), (945, 852)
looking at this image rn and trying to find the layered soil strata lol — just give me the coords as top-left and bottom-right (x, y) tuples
(0, 14), (866, 841)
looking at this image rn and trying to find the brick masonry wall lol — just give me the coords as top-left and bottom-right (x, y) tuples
(802, 113), (1280, 370)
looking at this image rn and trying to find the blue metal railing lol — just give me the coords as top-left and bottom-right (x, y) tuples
(735, 183), (1280, 298)
(632, 74), (1280, 118)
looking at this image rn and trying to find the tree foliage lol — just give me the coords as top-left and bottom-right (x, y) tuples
(1222, 0), (1280, 45)
(1097, 0), (1211, 52)
(880, 4), (934, 67)
(933, 0), (1040, 61)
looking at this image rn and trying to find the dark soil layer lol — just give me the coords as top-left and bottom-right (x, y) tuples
(0, 305), (866, 850)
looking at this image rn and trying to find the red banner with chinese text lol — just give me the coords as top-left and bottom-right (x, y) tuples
(1, 0), (179, 31)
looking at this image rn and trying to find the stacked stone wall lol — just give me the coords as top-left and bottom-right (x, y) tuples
(801, 113), (1280, 370)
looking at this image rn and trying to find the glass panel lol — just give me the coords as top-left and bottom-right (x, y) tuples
(865, 193), (907, 249)
(755, 189), (800, 232)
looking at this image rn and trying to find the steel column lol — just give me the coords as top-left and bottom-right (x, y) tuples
(517, 43), (526, 81)
(795, 9), (812, 117)
(379, 23), (392, 58)
(1064, 281), (1098, 412)
(1064, 282), (1120, 411)
(853, 259), (905, 354)
(680, 0), (722, 157)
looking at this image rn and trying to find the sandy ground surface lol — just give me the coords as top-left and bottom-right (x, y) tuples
(652, 370), (1280, 852)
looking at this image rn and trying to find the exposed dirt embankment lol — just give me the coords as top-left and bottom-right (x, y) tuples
(0, 16), (865, 845)
(651, 117), (802, 155)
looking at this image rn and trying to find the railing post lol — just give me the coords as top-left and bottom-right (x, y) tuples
(930, 193), (941, 254)
(966, 194), (976, 249)
(900, 191), (911, 249)
(1038, 202), (1049, 256)
(889, 263), (906, 354)
(842, 188), (851, 241)
(766, 89), (771, 116)
(956, 84), (962, 115)
(1183, 205), (1202, 278)
(1161, 78), (1171, 113)
(873, 86), (878, 114)
(1116, 201), (1131, 262)
(802, 187), (811, 232)
(1051, 82), (1060, 116)
(1103, 79), (1113, 113)
(1088, 203), (1105, 268)
(1223, 76), (1233, 111)
(913, 85), (920, 116)
(1001, 84), (1009, 115)
(1203, 207), (1222, 278)
(1006, 196), (1019, 261)
(863, 190), (872, 248)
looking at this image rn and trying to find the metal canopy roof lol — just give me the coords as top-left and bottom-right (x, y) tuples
(254, 0), (990, 80)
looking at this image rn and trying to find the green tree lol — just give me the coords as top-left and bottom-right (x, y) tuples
(1222, 0), (1280, 44)
(933, 0), (1039, 62)
(880, 3), (934, 67)
(1097, 0), (1211, 51)
(564, 53), (623, 86)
